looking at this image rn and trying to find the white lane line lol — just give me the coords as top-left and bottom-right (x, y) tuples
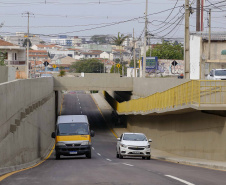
(122, 163), (134, 167)
(106, 159), (112, 161)
(97, 153), (101, 156)
(81, 111), (83, 114)
(80, 106), (82, 109)
(79, 102), (80, 105)
(92, 147), (95, 150)
(165, 175), (195, 185)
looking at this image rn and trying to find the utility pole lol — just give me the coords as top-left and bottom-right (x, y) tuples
(196, 0), (200, 31)
(184, 0), (190, 79)
(208, 9), (211, 60)
(133, 28), (136, 77)
(143, 0), (148, 78)
(22, 12), (33, 79)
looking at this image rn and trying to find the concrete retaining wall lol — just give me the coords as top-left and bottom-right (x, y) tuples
(127, 111), (226, 161)
(0, 78), (55, 174)
(0, 66), (8, 83)
(132, 78), (190, 97)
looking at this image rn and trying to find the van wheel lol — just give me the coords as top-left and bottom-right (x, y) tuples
(56, 152), (60, 160)
(86, 152), (91, 159)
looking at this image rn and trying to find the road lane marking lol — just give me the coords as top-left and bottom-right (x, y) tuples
(81, 111), (83, 114)
(80, 106), (82, 109)
(106, 159), (112, 161)
(0, 144), (55, 182)
(97, 153), (101, 156)
(79, 102), (80, 105)
(122, 163), (134, 167)
(92, 147), (95, 150)
(165, 175), (195, 185)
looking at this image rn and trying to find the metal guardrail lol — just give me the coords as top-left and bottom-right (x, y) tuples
(104, 80), (226, 114)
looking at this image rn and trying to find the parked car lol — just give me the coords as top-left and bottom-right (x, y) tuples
(207, 69), (226, 80)
(116, 133), (152, 160)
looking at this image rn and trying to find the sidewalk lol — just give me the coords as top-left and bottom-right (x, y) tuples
(92, 92), (226, 171)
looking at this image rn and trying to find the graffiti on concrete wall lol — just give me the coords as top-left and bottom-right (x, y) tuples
(158, 59), (184, 76)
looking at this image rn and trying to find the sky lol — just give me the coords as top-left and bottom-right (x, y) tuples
(0, 0), (225, 42)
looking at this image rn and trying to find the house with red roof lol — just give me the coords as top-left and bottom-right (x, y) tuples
(0, 39), (26, 65)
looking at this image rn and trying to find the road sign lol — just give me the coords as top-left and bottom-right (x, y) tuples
(43, 61), (49, 67)
(171, 60), (178, 66)
(52, 64), (57, 68)
(116, 64), (121, 68)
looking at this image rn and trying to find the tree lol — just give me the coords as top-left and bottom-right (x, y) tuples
(0, 50), (6, 66)
(129, 59), (139, 68)
(90, 35), (108, 44)
(147, 41), (184, 60)
(112, 32), (128, 76)
(70, 58), (104, 73)
(23, 38), (32, 48)
(110, 64), (127, 76)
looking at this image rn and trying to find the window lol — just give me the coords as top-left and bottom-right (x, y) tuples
(95, 55), (97, 57)
(90, 55), (92, 57)
(15, 53), (17, 60)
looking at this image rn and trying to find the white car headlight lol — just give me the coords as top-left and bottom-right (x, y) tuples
(120, 144), (127, 148)
(81, 141), (90, 145)
(56, 142), (66, 146)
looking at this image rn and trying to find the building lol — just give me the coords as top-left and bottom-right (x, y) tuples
(100, 51), (110, 60)
(4, 32), (42, 47)
(31, 44), (60, 51)
(110, 49), (131, 62)
(80, 50), (102, 59)
(0, 39), (26, 66)
(29, 50), (49, 61)
(81, 44), (112, 52)
(190, 32), (226, 79)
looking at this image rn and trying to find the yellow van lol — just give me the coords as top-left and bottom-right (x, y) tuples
(51, 115), (95, 159)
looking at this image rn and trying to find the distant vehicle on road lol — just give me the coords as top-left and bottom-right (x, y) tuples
(51, 115), (95, 159)
(116, 133), (152, 160)
(207, 69), (226, 80)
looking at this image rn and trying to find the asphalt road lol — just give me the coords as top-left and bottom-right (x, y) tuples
(1, 91), (226, 185)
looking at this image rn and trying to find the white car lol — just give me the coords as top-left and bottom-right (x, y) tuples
(116, 133), (152, 160)
(207, 69), (226, 80)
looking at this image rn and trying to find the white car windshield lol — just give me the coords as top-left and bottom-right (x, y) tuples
(215, 70), (226, 76)
(57, 123), (89, 135)
(123, 134), (147, 141)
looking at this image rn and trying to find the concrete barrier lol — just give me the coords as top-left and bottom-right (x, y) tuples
(132, 78), (190, 97)
(0, 78), (55, 175)
(127, 111), (226, 161)
(54, 74), (133, 91)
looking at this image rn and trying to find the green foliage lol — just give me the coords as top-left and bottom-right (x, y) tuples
(110, 64), (127, 76)
(129, 59), (139, 68)
(112, 32), (128, 46)
(147, 41), (184, 60)
(0, 50), (6, 66)
(70, 58), (104, 73)
(114, 58), (120, 63)
(23, 38), (32, 48)
(90, 35), (108, 44)
(58, 70), (66, 77)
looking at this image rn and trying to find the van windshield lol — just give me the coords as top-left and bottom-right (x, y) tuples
(57, 123), (89, 135)
(215, 70), (226, 76)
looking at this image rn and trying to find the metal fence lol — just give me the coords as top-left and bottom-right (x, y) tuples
(105, 80), (226, 114)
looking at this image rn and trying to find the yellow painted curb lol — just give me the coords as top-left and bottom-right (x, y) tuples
(0, 145), (55, 182)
